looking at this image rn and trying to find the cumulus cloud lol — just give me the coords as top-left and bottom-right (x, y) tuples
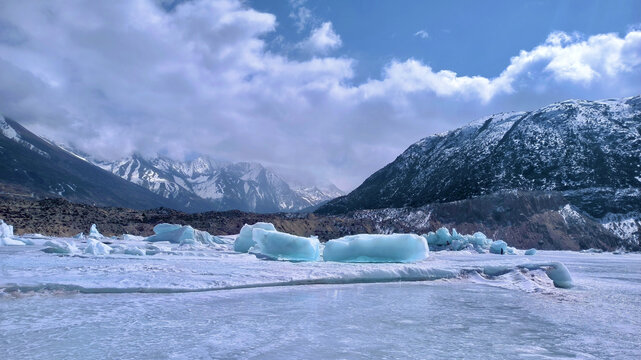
(0, 0), (639, 190)
(300, 22), (342, 53)
(414, 30), (429, 39)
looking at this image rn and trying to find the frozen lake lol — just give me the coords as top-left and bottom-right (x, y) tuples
(1, 236), (640, 359)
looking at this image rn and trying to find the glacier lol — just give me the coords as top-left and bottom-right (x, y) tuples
(249, 228), (320, 261)
(323, 234), (429, 263)
(234, 222), (277, 252)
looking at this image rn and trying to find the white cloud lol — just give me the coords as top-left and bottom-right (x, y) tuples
(414, 30), (429, 39)
(301, 22), (342, 53)
(289, 0), (312, 32)
(0, 0), (639, 190)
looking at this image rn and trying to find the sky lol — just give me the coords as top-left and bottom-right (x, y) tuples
(0, 0), (640, 190)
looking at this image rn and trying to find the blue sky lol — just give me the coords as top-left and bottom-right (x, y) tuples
(0, 0), (640, 189)
(250, 0), (641, 82)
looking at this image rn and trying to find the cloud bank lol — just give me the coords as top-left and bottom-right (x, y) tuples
(0, 0), (640, 190)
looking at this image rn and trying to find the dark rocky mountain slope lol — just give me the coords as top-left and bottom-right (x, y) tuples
(0, 116), (180, 210)
(319, 96), (641, 219)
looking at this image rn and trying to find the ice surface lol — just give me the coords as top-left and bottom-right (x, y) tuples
(525, 248), (537, 255)
(234, 222), (276, 252)
(73, 232), (84, 239)
(83, 238), (113, 255)
(146, 223), (222, 245)
(2, 252), (639, 360)
(323, 234), (429, 263)
(41, 240), (79, 254)
(88, 224), (103, 239)
(249, 228), (320, 261)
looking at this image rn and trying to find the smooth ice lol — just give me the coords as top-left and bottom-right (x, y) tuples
(1, 247), (639, 359)
(323, 233), (429, 263)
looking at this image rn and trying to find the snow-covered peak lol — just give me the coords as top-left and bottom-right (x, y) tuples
(88, 154), (338, 212)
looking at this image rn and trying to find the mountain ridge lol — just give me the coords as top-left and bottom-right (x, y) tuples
(0, 115), (181, 210)
(318, 95), (641, 219)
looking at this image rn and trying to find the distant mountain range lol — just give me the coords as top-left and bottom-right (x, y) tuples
(320, 95), (641, 216)
(88, 154), (344, 213)
(0, 115), (343, 213)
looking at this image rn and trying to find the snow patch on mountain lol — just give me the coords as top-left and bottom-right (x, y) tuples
(600, 212), (641, 247)
(0, 114), (50, 158)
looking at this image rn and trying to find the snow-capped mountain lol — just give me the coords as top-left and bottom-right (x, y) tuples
(0, 115), (177, 209)
(91, 154), (344, 213)
(292, 184), (346, 207)
(319, 96), (641, 222)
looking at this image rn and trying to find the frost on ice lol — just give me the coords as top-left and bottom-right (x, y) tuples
(84, 238), (113, 255)
(249, 228), (320, 261)
(234, 222), (277, 252)
(146, 223), (223, 245)
(323, 234), (429, 263)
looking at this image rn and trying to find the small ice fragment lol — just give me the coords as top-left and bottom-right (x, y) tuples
(73, 232), (84, 239)
(42, 240), (79, 254)
(153, 223), (183, 234)
(84, 238), (113, 255)
(323, 234), (429, 263)
(545, 262), (573, 288)
(122, 234), (145, 241)
(146, 223), (222, 245)
(124, 246), (145, 256)
(234, 222), (276, 252)
(146, 223), (194, 244)
(88, 224), (104, 239)
(489, 240), (508, 255)
(249, 228), (320, 261)
(0, 219), (24, 246)
(524, 248), (537, 255)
